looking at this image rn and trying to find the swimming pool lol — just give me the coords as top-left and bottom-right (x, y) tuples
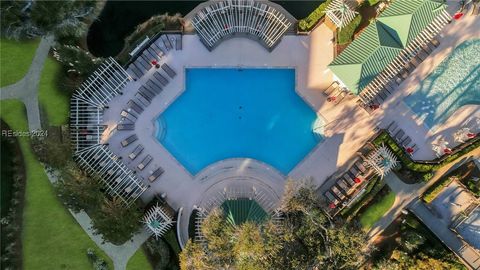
(157, 68), (322, 175)
(403, 39), (480, 129)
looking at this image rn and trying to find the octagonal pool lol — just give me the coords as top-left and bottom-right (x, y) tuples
(157, 68), (323, 175)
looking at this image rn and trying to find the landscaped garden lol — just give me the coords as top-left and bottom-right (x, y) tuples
(369, 213), (466, 269)
(0, 38), (40, 87)
(359, 188), (395, 230)
(0, 100), (112, 269)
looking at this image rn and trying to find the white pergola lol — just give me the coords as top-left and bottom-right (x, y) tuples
(143, 203), (174, 239)
(69, 57), (147, 205)
(326, 0), (358, 29)
(364, 144), (399, 178)
(191, 0), (292, 51)
(74, 145), (147, 205)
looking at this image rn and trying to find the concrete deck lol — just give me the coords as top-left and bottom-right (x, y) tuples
(102, 9), (479, 247)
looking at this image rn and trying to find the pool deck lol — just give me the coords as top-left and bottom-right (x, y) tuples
(103, 9), (479, 246)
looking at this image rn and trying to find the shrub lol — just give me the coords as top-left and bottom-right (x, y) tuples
(372, 131), (480, 182)
(467, 180), (480, 197)
(422, 176), (457, 203)
(298, 0), (333, 32)
(337, 14), (362, 45)
(340, 176), (383, 220)
(87, 248), (109, 270)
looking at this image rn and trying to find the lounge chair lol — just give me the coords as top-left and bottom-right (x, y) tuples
(175, 35), (182, 50)
(331, 186), (346, 200)
(139, 86), (155, 100)
(401, 136), (412, 147)
(129, 145), (144, 160)
(355, 161), (367, 174)
(147, 48), (160, 60)
(161, 63), (177, 78)
(161, 35), (173, 50)
(143, 49), (156, 62)
(146, 79), (163, 94)
(150, 42), (164, 57)
(127, 100), (144, 114)
(325, 191), (340, 205)
(387, 122), (399, 136)
(121, 134), (138, 147)
(153, 72), (169, 86)
(148, 167), (165, 182)
(324, 81), (339, 96)
(135, 93), (150, 107)
(394, 129), (405, 142)
(137, 155), (153, 170)
(337, 180), (352, 195)
(117, 123), (135, 131)
(120, 110), (137, 122)
(343, 175), (356, 186)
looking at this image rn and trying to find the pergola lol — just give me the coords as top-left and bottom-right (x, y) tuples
(191, 0), (292, 51)
(143, 203), (174, 239)
(70, 57), (147, 205)
(325, 0), (358, 29)
(364, 144), (399, 178)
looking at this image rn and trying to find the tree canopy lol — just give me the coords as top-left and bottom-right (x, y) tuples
(180, 180), (371, 270)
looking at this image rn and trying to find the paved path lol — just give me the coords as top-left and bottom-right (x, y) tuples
(409, 199), (480, 270)
(0, 35), (54, 131)
(45, 169), (150, 270)
(368, 147), (480, 239)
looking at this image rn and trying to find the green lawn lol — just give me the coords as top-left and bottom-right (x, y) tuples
(38, 57), (70, 126)
(0, 100), (112, 270)
(127, 248), (152, 270)
(359, 190), (396, 230)
(0, 38), (40, 87)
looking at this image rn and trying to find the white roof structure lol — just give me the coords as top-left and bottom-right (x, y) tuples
(74, 145), (147, 205)
(326, 0), (358, 29)
(364, 144), (399, 178)
(143, 203), (174, 239)
(70, 57), (147, 205)
(191, 0), (292, 51)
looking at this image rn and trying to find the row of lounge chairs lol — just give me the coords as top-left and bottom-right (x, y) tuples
(359, 38), (441, 112)
(385, 121), (418, 155)
(126, 34), (181, 80)
(324, 159), (369, 207)
(323, 82), (350, 105)
(126, 144), (164, 182)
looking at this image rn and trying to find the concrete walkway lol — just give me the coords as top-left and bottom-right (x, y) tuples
(368, 147), (480, 239)
(45, 169), (150, 270)
(0, 35), (54, 131)
(409, 200), (480, 270)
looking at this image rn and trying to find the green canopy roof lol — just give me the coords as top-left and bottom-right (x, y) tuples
(221, 198), (268, 226)
(328, 0), (447, 94)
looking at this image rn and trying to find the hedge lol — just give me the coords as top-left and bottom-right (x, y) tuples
(372, 131), (480, 182)
(422, 176), (457, 203)
(298, 0), (333, 32)
(340, 176), (383, 220)
(337, 15), (362, 45)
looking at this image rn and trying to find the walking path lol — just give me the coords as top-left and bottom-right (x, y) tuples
(409, 199), (480, 270)
(45, 169), (150, 270)
(368, 147), (480, 239)
(0, 35), (54, 131)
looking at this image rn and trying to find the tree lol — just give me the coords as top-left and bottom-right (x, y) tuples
(53, 45), (102, 76)
(1, 0), (96, 40)
(55, 162), (104, 213)
(180, 180), (371, 270)
(90, 197), (143, 244)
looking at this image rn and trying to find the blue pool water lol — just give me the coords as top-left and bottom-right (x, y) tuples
(403, 39), (480, 129)
(157, 68), (322, 175)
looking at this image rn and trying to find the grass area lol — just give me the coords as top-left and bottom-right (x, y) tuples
(0, 38), (40, 87)
(337, 15), (362, 45)
(38, 57), (69, 126)
(359, 190), (395, 230)
(423, 176), (456, 203)
(127, 248), (152, 270)
(0, 100), (112, 270)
